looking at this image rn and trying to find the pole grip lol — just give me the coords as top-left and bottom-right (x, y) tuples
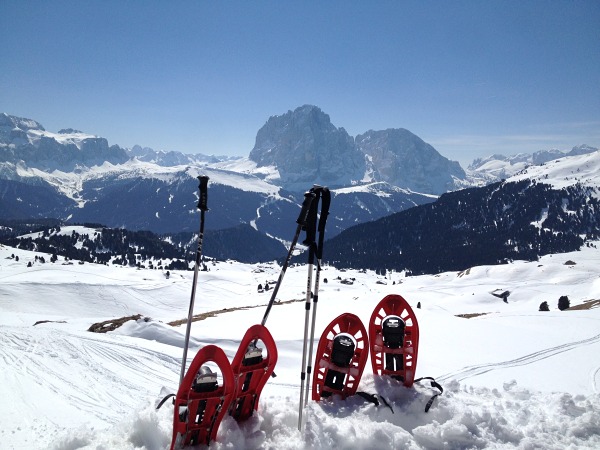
(302, 190), (319, 247)
(297, 191), (315, 226)
(197, 176), (209, 211)
(318, 188), (331, 233)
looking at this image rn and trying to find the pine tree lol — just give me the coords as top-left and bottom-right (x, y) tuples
(558, 296), (570, 311)
(539, 301), (550, 311)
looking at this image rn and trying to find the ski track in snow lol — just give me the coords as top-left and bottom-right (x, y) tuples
(437, 332), (600, 385)
(592, 366), (600, 393)
(0, 326), (179, 426)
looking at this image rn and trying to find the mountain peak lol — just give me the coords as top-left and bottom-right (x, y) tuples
(0, 113), (45, 132)
(58, 128), (84, 134)
(356, 128), (465, 194)
(249, 105), (365, 190)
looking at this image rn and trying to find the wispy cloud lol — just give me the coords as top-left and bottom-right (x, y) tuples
(427, 123), (600, 166)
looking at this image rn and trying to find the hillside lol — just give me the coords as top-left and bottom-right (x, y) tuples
(0, 222), (287, 265)
(1, 238), (599, 449)
(325, 151), (600, 274)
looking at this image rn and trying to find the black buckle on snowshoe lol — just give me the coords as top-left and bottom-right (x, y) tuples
(192, 366), (219, 393)
(382, 315), (405, 349)
(242, 343), (263, 366)
(331, 333), (355, 367)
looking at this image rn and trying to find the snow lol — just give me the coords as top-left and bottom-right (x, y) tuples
(332, 182), (434, 199)
(509, 150), (600, 192)
(1, 241), (600, 449)
(27, 128), (98, 149)
(35, 158), (281, 201)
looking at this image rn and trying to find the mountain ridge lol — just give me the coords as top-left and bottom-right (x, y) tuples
(325, 150), (600, 274)
(2, 109), (598, 275)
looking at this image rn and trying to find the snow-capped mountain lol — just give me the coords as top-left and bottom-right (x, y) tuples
(466, 144), (599, 184)
(1, 109), (597, 269)
(248, 105), (464, 195)
(326, 150), (600, 274)
(128, 144), (239, 166)
(0, 111), (438, 241)
(0, 112), (129, 171)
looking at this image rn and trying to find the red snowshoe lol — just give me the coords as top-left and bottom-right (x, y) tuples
(312, 313), (369, 401)
(369, 294), (419, 387)
(170, 345), (235, 449)
(230, 324), (278, 421)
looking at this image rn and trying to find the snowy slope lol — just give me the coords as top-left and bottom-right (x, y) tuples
(1, 241), (600, 449)
(508, 149), (600, 191)
(466, 146), (599, 186)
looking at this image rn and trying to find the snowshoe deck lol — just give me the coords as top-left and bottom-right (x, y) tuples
(170, 345), (234, 449)
(230, 324), (278, 421)
(369, 294), (419, 387)
(312, 313), (369, 401)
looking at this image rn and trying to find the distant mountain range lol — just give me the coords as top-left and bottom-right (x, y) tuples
(0, 107), (457, 241)
(1, 108), (598, 272)
(326, 151), (600, 274)
(466, 144), (598, 184)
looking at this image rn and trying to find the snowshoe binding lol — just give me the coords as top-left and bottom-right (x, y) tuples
(369, 294), (419, 387)
(170, 345), (234, 449)
(229, 324), (278, 421)
(312, 313), (369, 401)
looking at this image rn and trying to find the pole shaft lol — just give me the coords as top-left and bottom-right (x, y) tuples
(298, 257), (314, 430)
(178, 176), (209, 386)
(260, 191), (315, 327)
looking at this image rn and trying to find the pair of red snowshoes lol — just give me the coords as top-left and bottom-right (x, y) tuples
(170, 324), (277, 449)
(312, 294), (419, 401)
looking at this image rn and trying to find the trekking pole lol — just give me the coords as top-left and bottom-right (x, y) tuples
(297, 195), (318, 430)
(297, 186), (324, 430)
(302, 187), (330, 409)
(260, 190), (315, 327)
(179, 175), (209, 386)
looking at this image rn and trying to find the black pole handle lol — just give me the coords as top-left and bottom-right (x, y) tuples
(197, 176), (209, 211)
(302, 189), (320, 247)
(316, 187), (331, 259)
(297, 191), (315, 226)
(317, 187), (331, 233)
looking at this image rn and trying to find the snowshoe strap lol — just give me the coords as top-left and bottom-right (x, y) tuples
(155, 393), (175, 410)
(356, 391), (395, 413)
(356, 391), (379, 407)
(414, 376), (443, 412)
(378, 394), (394, 414)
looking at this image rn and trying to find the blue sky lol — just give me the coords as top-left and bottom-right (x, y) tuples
(1, 0), (599, 167)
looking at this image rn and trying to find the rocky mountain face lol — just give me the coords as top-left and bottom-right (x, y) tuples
(249, 105), (465, 194)
(249, 105), (366, 190)
(356, 128), (465, 195)
(0, 113), (129, 170)
(0, 112), (437, 243)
